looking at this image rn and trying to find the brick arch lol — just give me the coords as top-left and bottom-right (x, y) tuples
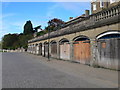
(44, 41), (48, 44)
(59, 38), (70, 44)
(39, 43), (42, 45)
(96, 30), (120, 39)
(72, 35), (90, 41)
(50, 40), (57, 44)
(35, 43), (38, 46)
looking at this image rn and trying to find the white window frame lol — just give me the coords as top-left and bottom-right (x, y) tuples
(100, 0), (104, 8)
(93, 4), (97, 11)
(110, 0), (116, 4)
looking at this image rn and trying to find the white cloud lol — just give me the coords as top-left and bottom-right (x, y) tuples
(58, 3), (84, 14)
(2, 13), (16, 19)
(46, 4), (59, 18)
(46, 2), (89, 21)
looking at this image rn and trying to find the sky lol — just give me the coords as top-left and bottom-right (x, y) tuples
(1, 2), (91, 40)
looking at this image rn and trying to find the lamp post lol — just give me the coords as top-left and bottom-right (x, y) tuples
(48, 27), (50, 61)
(47, 17), (52, 61)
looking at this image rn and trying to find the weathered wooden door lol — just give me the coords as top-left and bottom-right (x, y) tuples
(36, 45), (39, 55)
(73, 40), (90, 64)
(51, 43), (57, 58)
(60, 43), (70, 60)
(39, 44), (42, 55)
(42, 45), (45, 56)
(44, 44), (48, 57)
(97, 38), (120, 69)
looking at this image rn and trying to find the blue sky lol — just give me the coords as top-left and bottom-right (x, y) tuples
(1, 2), (91, 40)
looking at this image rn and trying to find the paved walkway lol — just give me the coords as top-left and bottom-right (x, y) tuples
(2, 52), (119, 88)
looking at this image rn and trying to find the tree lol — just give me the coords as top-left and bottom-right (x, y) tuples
(2, 33), (33, 50)
(46, 18), (65, 31)
(23, 20), (34, 35)
(2, 34), (19, 49)
(18, 34), (33, 49)
(37, 30), (47, 36)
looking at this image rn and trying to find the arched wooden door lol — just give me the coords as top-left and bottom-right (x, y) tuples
(51, 41), (57, 58)
(44, 42), (48, 57)
(73, 37), (91, 64)
(36, 44), (39, 55)
(42, 44), (45, 56)
(60, 39), (70, 60)
(96, 32), (120, 70)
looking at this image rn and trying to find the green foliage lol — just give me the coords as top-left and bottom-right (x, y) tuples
(2, 34), (19, 49)
(37, 30), (47, 36)
(2, 33), (33, 50)
(23, 20), (34, 35)
(18, 34), (33, 49)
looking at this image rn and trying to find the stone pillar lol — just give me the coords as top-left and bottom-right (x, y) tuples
(32, 44), (34, 54)
(29, 45), (30, 53)
(31, 45), (33, 54)
(90, 39), (98, 67)
(35, 44), (37, 54)
(70, 40), (74, 61)
(33, 44), (35, 54)
(27, 45), (29, 53)
(42, 43), (44, 56)
(57, 41), (60, 59)
(30, 45), (32, 53)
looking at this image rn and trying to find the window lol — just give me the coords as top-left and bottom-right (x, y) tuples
(93, 4), (97, 11)
(110, 0), (116, 4)
(100, 0), (104, 8)
(91, 0), (96, 2)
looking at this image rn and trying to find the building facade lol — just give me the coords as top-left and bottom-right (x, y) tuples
(27, 1), (120, 70)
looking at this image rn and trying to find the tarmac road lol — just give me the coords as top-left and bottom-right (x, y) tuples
(2, 52), (119, 88)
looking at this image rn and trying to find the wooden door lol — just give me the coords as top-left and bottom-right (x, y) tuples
(97, 38), (120, 69)
(60, 43), (70, 60)
(42, 45), (44, 56)
(45, 44), (48, 57)
(51, 43), (57, 58)
(74, 40), (90, 64)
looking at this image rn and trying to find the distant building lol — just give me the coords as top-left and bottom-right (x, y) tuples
(34, 25), (42, 32)
(91, 0), (120, 14)
(33, 25), (42, 37)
